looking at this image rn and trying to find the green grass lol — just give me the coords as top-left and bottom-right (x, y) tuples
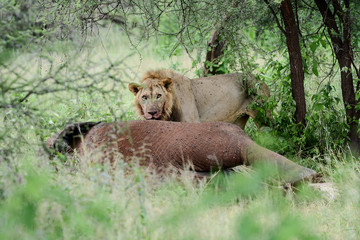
(1, 27), (360, 240)
(1, 152), (359, 239)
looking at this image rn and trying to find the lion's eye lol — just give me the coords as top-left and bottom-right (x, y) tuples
(157, 94), (162, 99)
(142, 95), (148, 100)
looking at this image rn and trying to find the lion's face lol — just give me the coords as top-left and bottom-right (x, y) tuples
(129, 78), (174, 120)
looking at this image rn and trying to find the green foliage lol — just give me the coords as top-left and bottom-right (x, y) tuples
(235, 204), (320, 240)
(0, 1), (41, 52)
(1, 154), (359, 239)
(154, 14), (185, 58)
(203, 53), (233, 76)
(249, 52), (347, 159)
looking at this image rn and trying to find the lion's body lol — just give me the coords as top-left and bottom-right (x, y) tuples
(129, 70), (269, 129)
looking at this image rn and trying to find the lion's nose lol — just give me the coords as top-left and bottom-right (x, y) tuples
(148, 111), (158, 116)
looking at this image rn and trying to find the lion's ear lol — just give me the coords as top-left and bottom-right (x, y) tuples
(128, 83), (142, 95)
(162, 78), (173, 91)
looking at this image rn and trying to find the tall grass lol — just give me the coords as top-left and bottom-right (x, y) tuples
(1, 150), (359, 239)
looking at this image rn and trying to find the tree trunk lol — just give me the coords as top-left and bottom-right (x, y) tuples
(279, 0), (306, 126)
(203, 1), (241, 76)
(203, 29), (225, 76)
(315, 0), (360, 153)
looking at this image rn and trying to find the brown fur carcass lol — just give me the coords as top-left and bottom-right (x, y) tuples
(47, 121), (316, 184)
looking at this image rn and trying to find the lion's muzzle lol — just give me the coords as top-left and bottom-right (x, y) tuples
(145, 110), (162, 120)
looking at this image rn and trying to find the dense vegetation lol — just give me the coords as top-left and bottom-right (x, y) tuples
(1, 1), (359, 239)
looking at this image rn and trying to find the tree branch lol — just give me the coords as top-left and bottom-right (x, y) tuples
(314, 0), (343, 56)
(263, 0), (286, 35)
(332, 0), (345, 22)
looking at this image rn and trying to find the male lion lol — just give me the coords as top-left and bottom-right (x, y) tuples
(128, 70), (269, 129)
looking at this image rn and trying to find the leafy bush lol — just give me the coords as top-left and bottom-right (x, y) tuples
(249, 52), (348, 159)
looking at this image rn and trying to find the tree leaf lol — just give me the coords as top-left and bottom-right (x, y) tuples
(320, 38), (327, 48)
(312, 61), (319, 76)
(313, 103), (323, 111)
(310, 41), (318, 53)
